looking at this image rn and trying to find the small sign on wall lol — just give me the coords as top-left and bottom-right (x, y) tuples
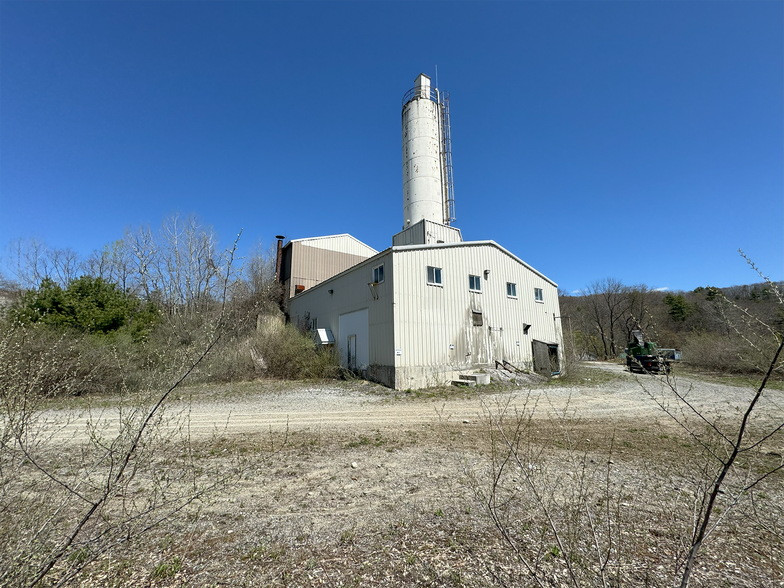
(395, 348), (402, 356)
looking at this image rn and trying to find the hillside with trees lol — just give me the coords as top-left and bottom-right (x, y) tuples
(560, 273), (783, 375)
(0, 213), (342, 397)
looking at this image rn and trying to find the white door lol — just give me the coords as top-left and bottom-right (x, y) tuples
(347, 335), (357, 370)
(338, 309), (369, 370)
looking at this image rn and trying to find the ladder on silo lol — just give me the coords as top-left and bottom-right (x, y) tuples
(440, 93), (456, 225)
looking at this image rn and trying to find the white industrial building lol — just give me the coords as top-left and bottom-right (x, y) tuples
(283, 74), (563, 390)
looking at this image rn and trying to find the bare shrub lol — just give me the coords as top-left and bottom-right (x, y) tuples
(465, 393), (642, 587)
(472, 257), (783, 588)
(640, 260), (783, 587)
(250, 323), (341, 380)
(680, 331), (766, 374)
(0, 238), (243, 588)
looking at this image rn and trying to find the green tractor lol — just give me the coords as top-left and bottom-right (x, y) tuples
(626, 330), (678, 374)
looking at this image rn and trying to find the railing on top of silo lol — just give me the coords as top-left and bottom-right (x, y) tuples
(402, 85), (439, 106)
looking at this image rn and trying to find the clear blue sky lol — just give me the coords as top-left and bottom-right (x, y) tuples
(1, 1), (781, 294)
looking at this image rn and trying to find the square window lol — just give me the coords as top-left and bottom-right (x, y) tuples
(472, 309), (483, 327)
(427, 266), (442, 285)
(469, 274), (481, 292)
(373, 264), (384, 284)
(506, 282), (517, 298)
(534, 288), (544, 302)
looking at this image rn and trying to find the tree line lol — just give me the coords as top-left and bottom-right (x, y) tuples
(0, 213), (342, 393)
(560, 274), (783, 374)
(3, 213), (250, 317)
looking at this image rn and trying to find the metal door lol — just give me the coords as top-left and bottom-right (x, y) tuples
(347, 335), (357, 370)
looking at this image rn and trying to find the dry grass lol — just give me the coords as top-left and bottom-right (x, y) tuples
(36, 413), (782, 588)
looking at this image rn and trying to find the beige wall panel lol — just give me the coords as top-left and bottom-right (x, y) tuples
(287, 243), (373, 299)
(291, 234), (377, 257)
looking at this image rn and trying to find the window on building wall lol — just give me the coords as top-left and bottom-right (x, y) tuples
(427, 266), (442, 286)
(472, 310), (483, 326)
(507, 282), (517, 298)
(311, 317), (317, 331)
(469, 274), (481, 292)
(373, 264), (384, 284)
(535, 287), (544, 302)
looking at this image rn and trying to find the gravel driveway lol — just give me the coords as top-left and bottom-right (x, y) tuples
(47, 362), (780, 442)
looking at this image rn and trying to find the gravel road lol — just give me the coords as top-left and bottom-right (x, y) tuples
(47, 362), (780, 441)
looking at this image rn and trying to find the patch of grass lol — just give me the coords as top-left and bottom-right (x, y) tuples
(339, 529), (356, 545)
(678, 366), (784, 390)
(346, 435), (371, 448)
(67, 547), (90, 564)
(345, 431), (387, 449)
(151, 556), (182, 579)
(242, 542), (285, 562)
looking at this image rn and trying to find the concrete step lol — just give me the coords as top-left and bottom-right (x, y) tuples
(459, 373), (490, 385)
(451, 379), (476, 387)
(452, 373), (490, 387)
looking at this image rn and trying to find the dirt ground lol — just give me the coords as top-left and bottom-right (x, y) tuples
(54, 362), (773, 439)
(39, 363), (784, 587)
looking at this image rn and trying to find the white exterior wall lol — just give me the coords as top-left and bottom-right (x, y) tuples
(288, 241), (562, 391)
(288, 251), (396, 387)
(338, 309), (369, 370)
(402, 97), (444, 227)
(392, 219), (463, 246)
(392, 242), (561, 389)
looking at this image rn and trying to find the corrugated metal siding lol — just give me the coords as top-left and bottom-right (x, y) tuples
(423, 221), (462, 245)
(290, 240), (563, 390)
(393, 243), (562, 387)
(289, 251), (395, 382)
(392, 219), (462, 246)
(287, 242), (374, 299)
(392, 222), (425, 246)
(290, 234), (377, 257)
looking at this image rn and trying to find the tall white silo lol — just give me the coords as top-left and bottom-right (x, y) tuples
(401, 74), (455, 228)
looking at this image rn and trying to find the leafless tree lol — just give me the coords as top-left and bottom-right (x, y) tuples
(125, 214), (228, 318)
(84, 240), (135, 292)
(5, 238), (52, 289)
(3, 240), (84, 290)
(0, 235), (244, 588)
(622, 284), (655, 342)
(580, 278), (631, 359)
(640, 255), (783, 588)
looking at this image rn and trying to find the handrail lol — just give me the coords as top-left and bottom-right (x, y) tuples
(402, 86), (438, 105)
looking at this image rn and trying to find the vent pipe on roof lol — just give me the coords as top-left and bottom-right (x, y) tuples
(275, 235), (285, 283)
